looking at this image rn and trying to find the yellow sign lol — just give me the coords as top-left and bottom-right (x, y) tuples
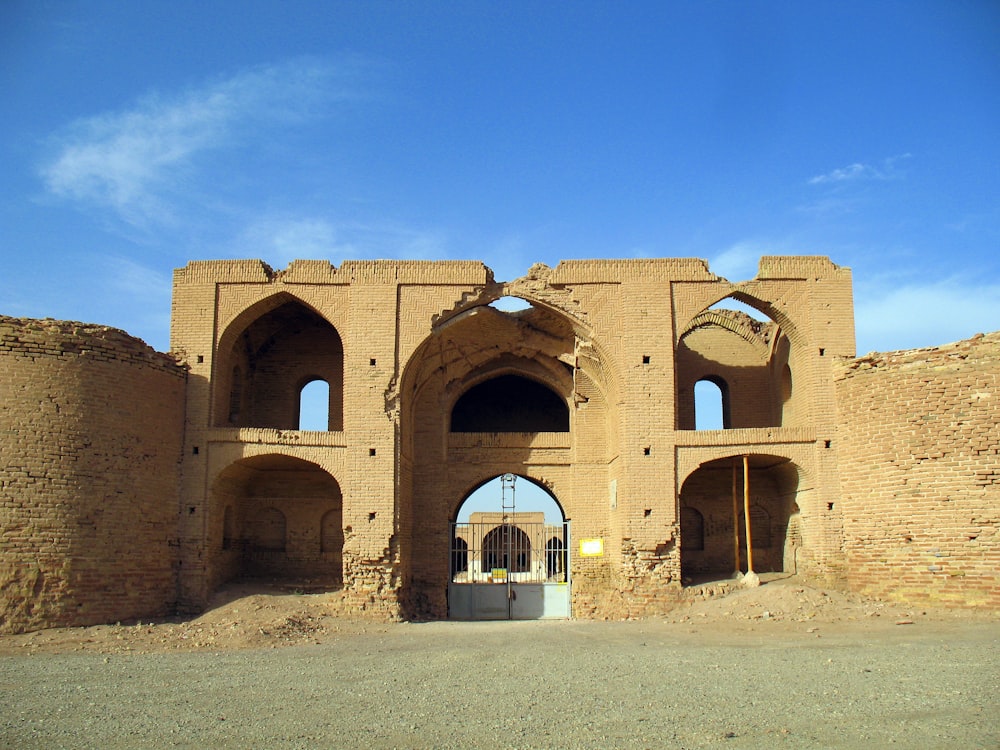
(491, 568), (508, 581)
(579, 538), (604, 557)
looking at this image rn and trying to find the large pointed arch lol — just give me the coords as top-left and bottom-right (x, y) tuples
(677, 454), (805, 582)
(676, 290), (807, 430)
(212, 292), (344, 430)
(207, 454), (343, 593)
(395, 278), (617, 619)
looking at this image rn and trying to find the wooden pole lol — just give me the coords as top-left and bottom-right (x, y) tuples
(732, 459), (740, 574)
(743, 454), (754, 574)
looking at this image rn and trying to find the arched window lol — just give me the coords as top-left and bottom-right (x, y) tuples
(694, 377), (729, 430)
(451, 537), (469, 577)
(482, 525), (532, 573)
(216, 298), (344, 430)
(298, 379), (330, 431)
(680, 507), (705, 551)
(781, 364), (793, 403)
(451, 375), (569, 432)
(250, 507), (286, 551)
(545, 536), (566, 578)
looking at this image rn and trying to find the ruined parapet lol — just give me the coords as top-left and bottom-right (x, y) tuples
(0, 317), (187, 633)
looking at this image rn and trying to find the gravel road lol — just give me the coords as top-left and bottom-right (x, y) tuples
(2, 617), (997, 749)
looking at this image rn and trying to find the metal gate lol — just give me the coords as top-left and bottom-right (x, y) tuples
(448, 518), (571, 619)
(448, 476), (570, 620)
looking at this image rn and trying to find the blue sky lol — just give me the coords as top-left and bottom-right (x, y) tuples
(2, 1), (998, 356)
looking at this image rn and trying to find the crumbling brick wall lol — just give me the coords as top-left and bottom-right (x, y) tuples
(834, 332), (1000, 608)
(0, 317), (186, 633)
(8, 255), (997, 634)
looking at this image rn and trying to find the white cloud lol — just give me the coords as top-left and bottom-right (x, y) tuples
(854, 278), (1000, 355)
(40, 58), (356, 228)
(808, 153), (911, 186)
(236, 215), (449, 269)
(103, 255), (173, 301)
(708, 242), (766, 281)
(808, 163), (876, 185)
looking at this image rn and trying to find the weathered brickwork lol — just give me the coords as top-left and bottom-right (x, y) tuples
(834, 333), (1000, 607)
(167, 256), (858, 620)
(2, 255), (996, 633)
(0, 317), (186, 633)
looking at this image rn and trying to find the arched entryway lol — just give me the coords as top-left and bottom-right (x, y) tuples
(449, 474), (570, 620)
(208, 454), (343, 592)
(213, 294), (344, 430)
(396, 288), (617, 620)
(678, 454), (801, 583)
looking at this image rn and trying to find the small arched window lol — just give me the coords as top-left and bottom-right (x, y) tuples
(545, 537), (566, 578)
(251, 507), (287, 551)
(298, 379), (330, 431)
(222, 505), (235, 550)
(680, 507), (705, 551)
(482, 525), (532, 573)
(451, 537), (469, 577)
(694, 377), (729, 430)
(228, 366), (243, 425)
(320, 508), (343, 554)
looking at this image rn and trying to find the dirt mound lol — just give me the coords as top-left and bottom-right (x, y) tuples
(671, 576), (892, 624)
(0, 576), (988, 656)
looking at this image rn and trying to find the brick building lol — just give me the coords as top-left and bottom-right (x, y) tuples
(1, 255), (997, 632)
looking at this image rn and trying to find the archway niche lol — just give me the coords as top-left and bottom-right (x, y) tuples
(694, 377), (728, 430)
(676, 294), (805, 429)
(214, 296), (343, 430)
(208, 454), (343, 592)
(678, 454), (801, 583)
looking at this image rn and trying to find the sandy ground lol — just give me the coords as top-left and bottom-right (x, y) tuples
(1, 576), (997, 749)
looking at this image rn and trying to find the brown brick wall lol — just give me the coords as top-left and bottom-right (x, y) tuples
(834, 333), (1000, 608)
(5, 255), (995, 633)
(0, 317), (186, 633)
(169, 256), (858, 620)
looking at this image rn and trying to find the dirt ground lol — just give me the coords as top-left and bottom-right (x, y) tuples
(2, 576), (997, 749)
(0, 574), (991, 656)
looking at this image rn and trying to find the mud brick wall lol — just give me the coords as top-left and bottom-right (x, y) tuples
(0, 317), (186, 633)
(834, 333), (1000, 608)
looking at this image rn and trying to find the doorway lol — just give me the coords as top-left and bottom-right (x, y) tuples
(448, 474), (570, 619)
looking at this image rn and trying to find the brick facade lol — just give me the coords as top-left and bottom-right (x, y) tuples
(1, 256), (996, 633)
(834, 333), (1000, 607)
(0, 317), (186, 633)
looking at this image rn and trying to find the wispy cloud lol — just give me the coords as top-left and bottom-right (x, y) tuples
(98, 255), (173, 349)
(236, 215), (449, 269)
(40, 58), (360, 228)
(103, 255), (172, 301)
(854, 277), (1000, 354)
(708, 242), (768, 280)
(808, 153), (911, 186)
